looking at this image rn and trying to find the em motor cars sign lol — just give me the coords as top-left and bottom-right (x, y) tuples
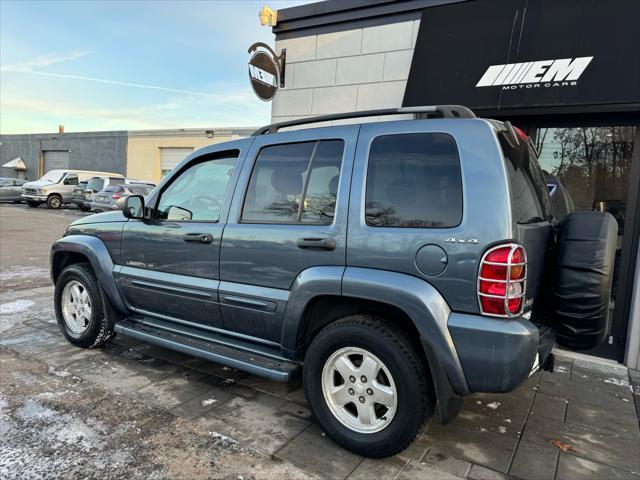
(248, 43), (285, 102)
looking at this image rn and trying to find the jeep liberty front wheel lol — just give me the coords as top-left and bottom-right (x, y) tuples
(54, 263), (114, 348)
(303, 315), (435, 457)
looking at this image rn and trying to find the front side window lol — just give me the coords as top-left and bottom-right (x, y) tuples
(242, 140), (344, 225)
(365, 133), (463, 228)
(64, 174), (79, 186)
(156, 155), (237, 222)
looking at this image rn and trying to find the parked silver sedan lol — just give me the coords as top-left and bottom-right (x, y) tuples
(91, 183), (155, 212)
(0, 177), (28, 202)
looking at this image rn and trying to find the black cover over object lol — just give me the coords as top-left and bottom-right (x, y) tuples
(552, 211), (618, 350)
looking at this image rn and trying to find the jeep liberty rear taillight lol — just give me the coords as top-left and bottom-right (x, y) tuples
(478, 243), (527, 317)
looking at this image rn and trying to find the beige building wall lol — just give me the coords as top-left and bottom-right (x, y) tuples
(127, 128), (254, 182)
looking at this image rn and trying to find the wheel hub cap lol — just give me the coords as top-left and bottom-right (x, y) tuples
(61, 280), (92, 334)
(321, 347), (397, 434)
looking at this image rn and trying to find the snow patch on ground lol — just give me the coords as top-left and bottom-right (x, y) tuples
(201, 398), (217, 407)
(603, 376), (630, 387)
(48, 366), (71, 378)
(0, 266), (49, 281)
(486, 402), (501, 410)
(0, 299), (34, 315)
(498, 426), (507, 434)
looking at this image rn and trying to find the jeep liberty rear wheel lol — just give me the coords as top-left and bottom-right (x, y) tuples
(27, 201), (41, 208)
(47, 194), (62, 209)
(303, 315), (435, 457)
(54, 263), (114, 348)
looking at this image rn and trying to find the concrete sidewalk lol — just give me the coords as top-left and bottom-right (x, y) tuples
(1, 286), (639, 480)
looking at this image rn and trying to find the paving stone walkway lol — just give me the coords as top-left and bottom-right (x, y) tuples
(1, 285), (639, 480)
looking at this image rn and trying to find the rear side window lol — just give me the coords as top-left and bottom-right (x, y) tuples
(365, 133), (463, 228)
(242, 140), (344, 225)
(110, 177), (125, 185)
(499, 133), (550, 224)
(104, 185), (123, 193)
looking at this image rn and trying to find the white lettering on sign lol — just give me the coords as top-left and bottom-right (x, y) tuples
(476, 57), (593, 87)
(249, 64), (278, 88)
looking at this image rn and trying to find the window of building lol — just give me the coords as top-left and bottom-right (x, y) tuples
(156, 155), (237, 222)
(241, 140), (344, 225)
(365, 133), (463, 228)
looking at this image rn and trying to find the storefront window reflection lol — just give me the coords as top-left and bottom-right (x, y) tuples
(536, 126), (635, 231)
(536, 126), (636, 352)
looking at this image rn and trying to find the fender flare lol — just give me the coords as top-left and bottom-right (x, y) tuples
(280, 266), (344, 354)
(51, 235), (128, 315)
(341, 267), (469, 397)
(282, 266), (469, 422)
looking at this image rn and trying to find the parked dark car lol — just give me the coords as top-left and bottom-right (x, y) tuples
(71, 181), (89, 210)
(91, 183), (155, 212)
(0, 177), (27, 202)
(50, 106), (618, 458)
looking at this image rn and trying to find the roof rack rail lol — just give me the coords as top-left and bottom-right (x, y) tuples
(252, 105), (476, 135)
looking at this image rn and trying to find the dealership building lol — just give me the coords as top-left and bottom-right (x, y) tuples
(0, 127), (254, 183)
(266, 0), (640, 367)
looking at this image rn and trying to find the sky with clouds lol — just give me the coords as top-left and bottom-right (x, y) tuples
(0, 0), (306, 134)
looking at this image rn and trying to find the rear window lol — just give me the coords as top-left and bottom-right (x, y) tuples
(87, 178), (104, 192)
(128, 185), (153, 195)
(104, 185), (123, 193)
(499, 133), (551, 224)
(110, 177), (125, 185)
(365, 133), (463, 228)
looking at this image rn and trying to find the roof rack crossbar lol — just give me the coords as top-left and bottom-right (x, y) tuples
(252, 105), (476, 135)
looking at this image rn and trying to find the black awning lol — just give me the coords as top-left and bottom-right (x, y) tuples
(403, 0), (640, 115)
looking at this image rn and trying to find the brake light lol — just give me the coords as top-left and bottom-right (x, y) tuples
(112, 192), (122, 199)
(514, 126), (529, 142)
(478, 244), (526, 317)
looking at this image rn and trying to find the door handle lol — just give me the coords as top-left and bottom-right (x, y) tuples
(296, 237), (336, 251)
(182, 233), (213, 244)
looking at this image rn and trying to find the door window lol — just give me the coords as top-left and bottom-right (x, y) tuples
(156, 155), (237, 222)
(365, 133), (463, 228)
(64, 174), (79, 186)
(241, 140), (344, 225)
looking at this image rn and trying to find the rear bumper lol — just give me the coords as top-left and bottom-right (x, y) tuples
(448, 313), (555, 393)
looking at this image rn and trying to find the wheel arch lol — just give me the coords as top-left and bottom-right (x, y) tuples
(283, 266), (469, 423)
(51, 235), (128, 316)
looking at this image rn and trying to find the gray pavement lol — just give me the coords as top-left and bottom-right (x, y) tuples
(1, 203), (639, 479)
(1, 285), (638, 480)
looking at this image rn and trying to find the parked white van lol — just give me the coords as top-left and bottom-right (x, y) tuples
(21, 169), (124, 209)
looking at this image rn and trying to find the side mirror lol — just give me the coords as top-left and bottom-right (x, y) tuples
(123, 195), (145, 219)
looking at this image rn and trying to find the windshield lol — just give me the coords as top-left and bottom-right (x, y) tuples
(40, 170), (65, 183)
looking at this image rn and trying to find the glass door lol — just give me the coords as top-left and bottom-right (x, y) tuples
(534, 125), (637, 359)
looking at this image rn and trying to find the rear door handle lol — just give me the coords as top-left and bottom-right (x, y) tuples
(296, 237), (336, 251)
(182, 233), (213, 244)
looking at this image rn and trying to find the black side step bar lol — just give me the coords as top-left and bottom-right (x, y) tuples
(114, 319), (301, 382)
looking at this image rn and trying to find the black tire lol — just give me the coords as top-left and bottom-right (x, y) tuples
(552, 211), (618, 350)
(80, 205), (91, 211)
(47, 194), (62, 209)
(27, 201), (41, 208)
(54, 263), (114, 348)
(303, 315), (435, 458)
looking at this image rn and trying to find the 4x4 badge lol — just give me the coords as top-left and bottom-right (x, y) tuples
(446, 238), (478, 244)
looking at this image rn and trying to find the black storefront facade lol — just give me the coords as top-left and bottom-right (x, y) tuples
(271, 0), (640, 365)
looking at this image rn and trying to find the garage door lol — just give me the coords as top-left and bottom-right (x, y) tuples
(43, 150), (70, 172)
(160, 147), (194, 177)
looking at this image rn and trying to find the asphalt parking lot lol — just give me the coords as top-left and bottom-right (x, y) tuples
(1, 203), (639, 480)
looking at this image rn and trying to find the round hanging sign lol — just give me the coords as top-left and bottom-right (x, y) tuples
(248, 50), (279, 102)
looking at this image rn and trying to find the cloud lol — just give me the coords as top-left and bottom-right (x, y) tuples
(2, 51), (90, 72)
(0, 67), (252, 100)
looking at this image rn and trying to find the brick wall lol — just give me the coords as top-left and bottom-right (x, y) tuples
(271, 20), (420, 123)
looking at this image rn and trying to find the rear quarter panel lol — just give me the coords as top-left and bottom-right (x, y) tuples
(347, 118), (513, 313)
